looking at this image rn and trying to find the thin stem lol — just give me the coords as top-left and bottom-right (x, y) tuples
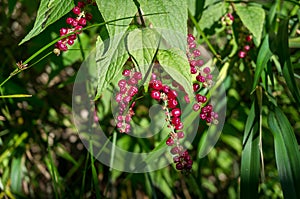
(188, 10), (222, 61)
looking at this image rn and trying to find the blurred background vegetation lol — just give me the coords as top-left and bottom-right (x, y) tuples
(0, 0), (300, 198)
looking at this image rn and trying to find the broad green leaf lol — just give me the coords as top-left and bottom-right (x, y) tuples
(19, 0), (75, 45)
(268, 107), (300, 199)
(157, 48), (193, 98)
(240, 101), (260, 199)
(127, 28), (161, 86)
(94, 0), (137, 99)
(235, 4), (265, 46)
(277, 19), (300, 104)
(199, 2), (226, 31)
(94, 34), (129, 99)
(140, 0), (188, 51)
(95, 0), (137, 36)
(252, 35), (273, 91)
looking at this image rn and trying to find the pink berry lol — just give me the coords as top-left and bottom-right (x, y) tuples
(66, 17), (74, 25)
(193, 103), (200, 111)
(116, 93), (122, 102)
(189, 43), (196, 49)
(244, 45), (251, 51)
(187, 34), (195, 43)
(58, 43), (68, 51)
(203, 67), (210, 74)
(171, 108), (181, 117)
(227, 13), (234, 21)
(196, 75), (205, 83)
(184, 95), (190, 103)
(151, 80), (162, 90)
(190, 60), (197, 67)
(128, 77), (137, 85)
(167, 90), (178, 99)
(122, 69), (131, 76)
(171, 117), (181, 126)
(60, 28), (68, 36)
(238, 50), (246, 58)
(162, 85), (170, 93)
(75, 25), (83, 34)
(72, 20), (78, 27)
(77, 1), (85, 8)
(118, 79), (126, 88)
(177, 131), (184, 139)
(193, 49), (201, 57)
(170, 146), (180, 154)
(133, 72), (142, 80)
(176, 163), (184, 170)
(72, 6), (81, 15)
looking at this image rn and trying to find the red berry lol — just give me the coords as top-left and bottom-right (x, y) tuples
(175, 122), (183, 130)
(162, 85), (170, 93)
(115, 93), (122, 102)
(171, 108), (181, 117)
(168, 98), (178, 108)
(128, 86), (138, 96)
(67, 39), (74, 45)
(203, 67), (210, 74)
(170, 146), (180, 154)
(68, 34), (77, 40)
(85, 13), (93, 21)
(227, 13), (234, 21)
(150, 80), (162, 90)
(171, 117), (181, 126)
(190, 60), (197, 67)
(78, 18), (86, 26)
(66, 17), (74, 24)
(72, 6), (81, 15)
(75, 25), (83, 34)
(58, 43), (68, 51)
(189, 43), (196, 49)
(184, 95), (190, 103)
(246, 35), (252, 42)
(190, 66), (197, 74)
(128, 77), (137, 85)
(193, 83), (200, 92)
(72, 20), (79, 27)
(196, 75), (205, 83)
(166, 137), (174, 146)
(176, 163), (184, 170)
(167, 90), (178, 99)
(151, 90), (161, 100)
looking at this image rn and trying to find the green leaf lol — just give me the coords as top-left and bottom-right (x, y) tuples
(140, 0), (188, 51)
(235, 4), (265, 46)
(95, 0), (137, 36)
(157, 48), (193, 98)
(289, 37), (300, 48)
(10, 157), (24, 194)
(277, 19), (300, 104)
(95, 34), (129, 99)
(127, 28), (161, 86)
(268, 107), (300, 199)
(240, 101), (260, 199)
(199, 2), (226, 31)
(19, 0), (75, 45)
(252, 35), (273, 91)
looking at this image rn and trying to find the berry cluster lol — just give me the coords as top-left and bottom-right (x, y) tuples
(221, 13), (234, 26)
(115, 69), (142, 133)
(186, 34), (218, 124)
(149, 71), (192, 172)
(54, 1), (94, 54)
(238, 35), (253, 59)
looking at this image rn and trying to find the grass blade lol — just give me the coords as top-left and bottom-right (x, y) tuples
(268, 107), (300, 199)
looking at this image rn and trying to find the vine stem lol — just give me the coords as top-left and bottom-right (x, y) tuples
(0, 12), (168, 88)
(188, 10), (222, 61)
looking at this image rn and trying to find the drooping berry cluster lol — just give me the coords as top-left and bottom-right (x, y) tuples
(238, 35), (253, 59)
(148, 70), (193, 172)
(54, 1), (94, 54)
(115, 69), (142, 133)
(186, 34), (219, 125)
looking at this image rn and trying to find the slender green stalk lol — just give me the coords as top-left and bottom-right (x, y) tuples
(188, 10), (222, 61)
